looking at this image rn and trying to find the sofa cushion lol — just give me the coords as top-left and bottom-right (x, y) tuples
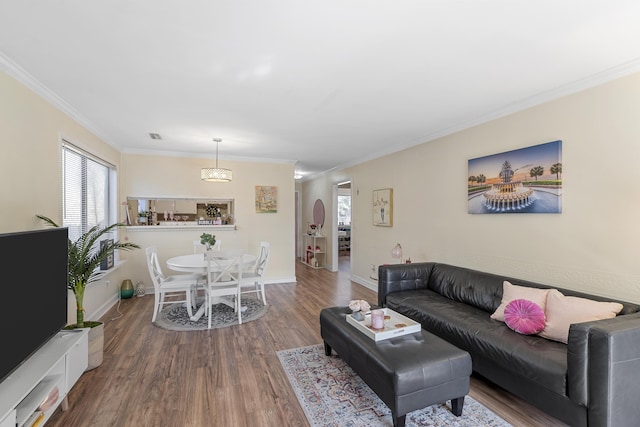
(504, 299), (546, 335)
(491, 281), (551, 322)
(539, 290), (624, 343)
(427, 264), (503, 313)
(386, 289), (568, 396)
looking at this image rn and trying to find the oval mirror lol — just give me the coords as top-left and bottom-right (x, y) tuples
(313, 199), (325, 228)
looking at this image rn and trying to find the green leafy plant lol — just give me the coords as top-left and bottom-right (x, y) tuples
(200, 232), (216, 248)
(37, 214), (140, 328)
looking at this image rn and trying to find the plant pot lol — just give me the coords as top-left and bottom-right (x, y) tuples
(65, 321), (104, 370)
(86, 322), (104, 370)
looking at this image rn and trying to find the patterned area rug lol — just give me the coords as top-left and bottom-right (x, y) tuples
(154, 297), (268, 331)
(277, 344), (512, 427)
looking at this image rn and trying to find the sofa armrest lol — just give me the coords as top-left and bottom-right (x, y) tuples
(584, 313), (640, 426)
(377, 262), (435, 307)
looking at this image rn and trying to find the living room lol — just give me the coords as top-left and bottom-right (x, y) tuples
(2, 3), (640, 426)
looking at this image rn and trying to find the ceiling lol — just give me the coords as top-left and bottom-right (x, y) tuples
(2, 1), (640, 180)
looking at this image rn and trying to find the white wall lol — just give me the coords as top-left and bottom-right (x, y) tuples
(120, 153), (296, 291)
(304, 72), (640, 303)
(0, 70), (129, 323)
(0, 69), (297, 324)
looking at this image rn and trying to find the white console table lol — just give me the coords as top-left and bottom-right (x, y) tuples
(0, 329), (89, 427)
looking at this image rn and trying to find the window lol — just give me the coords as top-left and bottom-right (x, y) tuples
(62, 141), (115, 242)
(338, 195), (351, 225)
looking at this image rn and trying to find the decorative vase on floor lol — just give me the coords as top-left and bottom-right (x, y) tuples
(135, 282), (146, 297)
(120, 279), (135, 299)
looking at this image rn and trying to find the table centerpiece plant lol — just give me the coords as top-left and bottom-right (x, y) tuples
(200, 232), (216, 251)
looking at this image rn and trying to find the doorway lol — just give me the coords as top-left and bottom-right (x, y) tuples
(336, 181), (351, 272)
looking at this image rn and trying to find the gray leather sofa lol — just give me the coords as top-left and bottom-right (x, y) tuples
(378, 262), (640, 427)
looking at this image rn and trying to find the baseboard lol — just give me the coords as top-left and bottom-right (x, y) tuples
(93, 293), (120, 322)
(350, 274), (378, 292)
(264, 276), (297, 285)
(138, 276), (298, 297)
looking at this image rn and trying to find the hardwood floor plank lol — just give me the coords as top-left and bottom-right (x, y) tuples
(46, 258), (567, 427)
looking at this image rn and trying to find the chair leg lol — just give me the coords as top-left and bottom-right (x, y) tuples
(207, 290), (212, 329)
(259, 282), (266, 305)
(152, 292), (161, 322)
(185, 289), (194, 318)
(237, 292), (242, 324)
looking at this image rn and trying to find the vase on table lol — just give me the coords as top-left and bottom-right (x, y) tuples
(351, 311), (365, 321)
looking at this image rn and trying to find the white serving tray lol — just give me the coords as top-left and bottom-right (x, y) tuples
(346, 308), (421, 341)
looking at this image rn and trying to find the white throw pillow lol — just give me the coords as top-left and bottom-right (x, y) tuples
(538, 289), (623, 344)
(490, 281), (551, 323)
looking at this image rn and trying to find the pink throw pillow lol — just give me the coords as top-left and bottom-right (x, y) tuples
(490, 281), (551, 322)
(504, 299), (546, 335)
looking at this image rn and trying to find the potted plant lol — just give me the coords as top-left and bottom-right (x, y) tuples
(36, 214), (140, 369)
(200, 232), (216, 251)
(137, 210), (150, 225)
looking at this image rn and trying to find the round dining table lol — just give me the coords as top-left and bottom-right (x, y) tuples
(166, 252), (257, 321)
(166, 253), (257, 273)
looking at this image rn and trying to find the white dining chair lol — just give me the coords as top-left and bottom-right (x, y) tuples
(193, 239), (221, 254)
(204, 249), (244, 328)
(240, 241), (270, 305)
(146, 246), (202, 322)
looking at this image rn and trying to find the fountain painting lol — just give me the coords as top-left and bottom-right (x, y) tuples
(468, 140), (562, 214)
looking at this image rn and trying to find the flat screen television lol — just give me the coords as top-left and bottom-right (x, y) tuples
(0, 227), (68, 383)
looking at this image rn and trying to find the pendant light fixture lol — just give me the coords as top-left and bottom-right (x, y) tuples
(201, 138), (232, 182)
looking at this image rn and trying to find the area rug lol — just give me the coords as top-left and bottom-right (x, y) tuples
(154, 297), (268, 331)
(277, 344), (512, 427)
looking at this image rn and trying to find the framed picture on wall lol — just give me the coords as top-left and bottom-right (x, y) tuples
(373, 188), (393, 226)
(255, 186), (277, 213)
(467, 140), (562, 214)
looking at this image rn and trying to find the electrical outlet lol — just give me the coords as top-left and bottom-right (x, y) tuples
(105, 280), (111, 288)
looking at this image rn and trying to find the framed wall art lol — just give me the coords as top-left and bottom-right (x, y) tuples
(373, 188), (393, 226)
(255, 186), (277, 213)
(467, 140), (562, 214)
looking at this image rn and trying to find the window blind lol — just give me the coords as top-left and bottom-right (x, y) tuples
(61, 142), (113, 242)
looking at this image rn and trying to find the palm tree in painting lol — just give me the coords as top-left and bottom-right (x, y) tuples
(529, 166), (544, 180)
(550, 162), (562, 180)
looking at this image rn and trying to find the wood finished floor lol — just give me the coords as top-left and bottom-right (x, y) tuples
(48, 258), (568, 427)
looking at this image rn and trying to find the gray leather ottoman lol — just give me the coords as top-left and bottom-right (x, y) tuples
(320, 306), (472, 427)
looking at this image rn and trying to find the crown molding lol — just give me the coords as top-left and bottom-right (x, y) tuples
(121, 147), (296, 165)
(0, 51), (115, 147)
(310, 57), (640, 181)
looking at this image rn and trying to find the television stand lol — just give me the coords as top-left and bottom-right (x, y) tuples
(0, 329), (89, 427)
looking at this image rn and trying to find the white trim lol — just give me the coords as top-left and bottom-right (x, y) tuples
(0, 51), (114, 146)
(350, 274), (378, 293)
(300, 58), (640, 182)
